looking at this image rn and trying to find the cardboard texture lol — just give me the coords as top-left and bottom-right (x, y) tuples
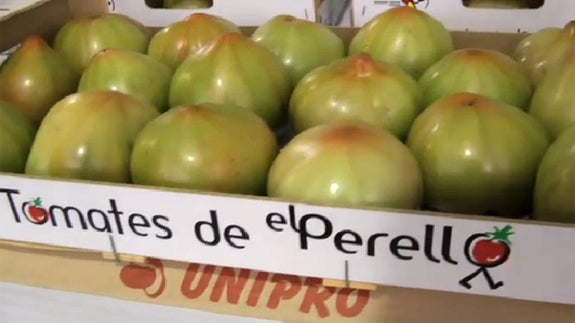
(1, 243), (574, 323)
(0, 1), (574, 322)
(350, 0), (575, 31)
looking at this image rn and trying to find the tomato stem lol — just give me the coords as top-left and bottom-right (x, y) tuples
(33, 197), (43, 207)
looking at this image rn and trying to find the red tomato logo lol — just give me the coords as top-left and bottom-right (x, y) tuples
(119, 258), (166, 299)
(22, 197), (49, 224)
(470, 237), (510, 267)
(460, 225), (514, 290)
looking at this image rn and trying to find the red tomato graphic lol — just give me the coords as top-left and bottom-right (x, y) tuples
(464, 225), (513, 268)
(119, 258), (166, 298)
(120, 264), (157, 290)
(471, 238), (510, 266)
(23, 197), (49, 224)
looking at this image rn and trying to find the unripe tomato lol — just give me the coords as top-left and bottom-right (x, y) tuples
(78, 48), (173, 112)
(268, 121), (423, 210)
(25, 91), (159, 183)
(147, 13), (239, 70)
(169, 32), (292, 129)
(533, 126), (575, 224)
(251, 14), (345, 86)
(53, 13), (150, 74)
(514, 21), (575, 85)
(130, 103), (279, 195)
(0, 101), (37, 173)
(419, 48), (533, 110)
(529, 46), (575, 140)
(407, 92), (549, 216)
(349, 6), (454, 79)
(289, 53), (422, 140)
(0, 35), (78, 125)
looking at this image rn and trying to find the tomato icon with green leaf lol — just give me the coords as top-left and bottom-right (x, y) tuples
(467, 225), (513, 267)
(22, 197), (49, 224)
(460, 225), (514, 290)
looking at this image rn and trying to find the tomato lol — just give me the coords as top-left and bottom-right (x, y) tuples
(418, 48), (533, 110)
(406, 92), (550, 216)
(78, 48), (173, 112)
(53, 13), (150, 74)
(251, 14), (345, 86)
(130, 103), (279, 195)
(25, 91), (159, 184)
(267, 121), (423, 210)
(0, 35), (78, 125)
(528, 46), (575, 140)
(0, 101), (37, 173)
(349, 6), (454, 79)
(169, 32), (292, 129)
(533, 126), (575, 223)
(289, 53), (422, 140)
(514, 21), (575, 85)
(147, 13), (239, 70)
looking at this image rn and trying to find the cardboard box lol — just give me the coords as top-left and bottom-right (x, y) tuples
(0, 1), (574, 322)
(350, 0), (575, 31)
(108, 0), (319, 27)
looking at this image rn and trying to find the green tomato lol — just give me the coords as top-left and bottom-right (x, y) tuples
(289, 53), (422, 140)
(53, 13), (150, 74)
(533, 126), (575, 224)
(0, 35), (78, 125)
(529, 46), (575, 140)
(169, 32), (292, 129)
(0, 101), (37, 173)
(267, 121), (423, 210)
(147, 13), (239, 70)
(406, 92), (550, 216)
(349, 6), (454, 79)
(514, 21), (575, 85)
(130, 103), (278, 195)
(419, 48), (533, 110)
(78, 48), (173, 112)
(251, 14), (346, 86)
(25, 91), (159, 183)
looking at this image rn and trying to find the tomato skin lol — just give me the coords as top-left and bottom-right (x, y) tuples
(169, 33), (292, 129)
(251, 14), (346, 86)
(0, 101), (37, 173)
(533, 126), (575, 223)
(0, 36), (78, 125)
(349, 6), (454, 79)
(514, 21), (575, 85)
(24, 91), (159, 184)
(406, 93), (550, 216)
(78, 48), (173, 113)
(267, 121), (423, 210)
(418, 48), (533, 110)
(53, 13), (150, 74)
(147, 13), (239, 70)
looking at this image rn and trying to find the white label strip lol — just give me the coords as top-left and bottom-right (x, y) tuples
(0, 174), (574, 305)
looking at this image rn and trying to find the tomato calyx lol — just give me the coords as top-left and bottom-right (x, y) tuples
(32, 197), (43, 208)
(484, 225), (514, 246)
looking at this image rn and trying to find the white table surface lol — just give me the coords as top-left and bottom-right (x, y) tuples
(0, 282), (289, 323)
